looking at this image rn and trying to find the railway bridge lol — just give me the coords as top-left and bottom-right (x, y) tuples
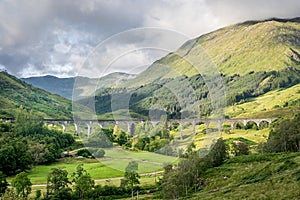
(1, 117), (276, 139)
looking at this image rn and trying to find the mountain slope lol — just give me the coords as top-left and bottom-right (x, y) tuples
(0, 72), (72, 119)
(92, 18), (300, 119)
(92, 69), (300, 119)
(191, 152), (300, 199)
(22, 72), (136, 99)
(125, 18), (300, 87)
(226, 83), (300, 118)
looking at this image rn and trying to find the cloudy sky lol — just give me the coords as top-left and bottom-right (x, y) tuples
(0, 0), (300, 78)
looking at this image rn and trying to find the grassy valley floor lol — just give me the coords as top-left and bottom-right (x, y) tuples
(6, 149), (176, 185)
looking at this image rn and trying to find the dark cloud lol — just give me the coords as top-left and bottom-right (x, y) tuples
(0, 0), (151, 77)
(0, 0), (299, 77)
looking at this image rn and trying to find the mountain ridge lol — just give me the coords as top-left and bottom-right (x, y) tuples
(22, 72), (136, 99)
(122, 17), (300, 88)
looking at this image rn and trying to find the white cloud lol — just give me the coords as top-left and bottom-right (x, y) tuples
(143, 0), (221, 37)
(0, 64), (6, 71)
(75, 28), (189, 78)
(0, 0), (299, 78)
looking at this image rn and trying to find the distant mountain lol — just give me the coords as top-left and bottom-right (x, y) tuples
(22, 72), (136, 99)
(22, 76), (76, 100)
(0, 72), (72, 119)
(92, 18), (300, 119)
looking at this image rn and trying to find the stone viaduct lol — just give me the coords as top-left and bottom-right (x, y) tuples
(1, 117), (276, 139)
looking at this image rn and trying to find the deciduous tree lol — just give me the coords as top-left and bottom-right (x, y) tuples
(46, 168), (71, 198)
(72, 164), (95, 199)
(263, 114), (300, 153)
(12, 172), (32, 198)
(123, 161), (140, 199)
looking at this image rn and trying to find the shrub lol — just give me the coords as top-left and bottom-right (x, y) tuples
(232, 141), (249, 156)
(76, 149), (92, 158)
(93, 149), (105, 158)
(205, 138), (229, 167)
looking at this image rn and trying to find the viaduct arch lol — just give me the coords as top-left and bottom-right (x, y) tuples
(1, 118), (276, 139)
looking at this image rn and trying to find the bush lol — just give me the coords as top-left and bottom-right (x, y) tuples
(87, 148), (97, 154)
(232, 141), (249, 156)
(93, 149), (105, 158)
(205, 138), (229, 167)
(76, 149), (92, 158)
(225, 137), (256, 146)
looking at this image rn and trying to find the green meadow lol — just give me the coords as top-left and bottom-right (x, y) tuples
(7, 158), (122, 184)
(7, 147), (177, 185)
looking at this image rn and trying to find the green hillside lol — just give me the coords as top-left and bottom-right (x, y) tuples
(190, 152), (300, 200)
(0, 71), (72, 119)
(92, 69), (300, 119)
(125, 18), (300, 87)
(226, 83), (300, 118)
(90, 18), (300, 119)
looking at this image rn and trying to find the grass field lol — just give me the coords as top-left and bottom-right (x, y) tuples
(7, 147), (177, 185)
(94, 175), (161, 187)
(104, 147), (177, 164)
(97, 147), (178, 173)
(7, 155), (163, 199)
(221, 129), (269, 143)
(7, 158), (123, 184)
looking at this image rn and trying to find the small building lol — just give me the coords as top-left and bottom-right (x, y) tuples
(61, 151), (69, 158)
